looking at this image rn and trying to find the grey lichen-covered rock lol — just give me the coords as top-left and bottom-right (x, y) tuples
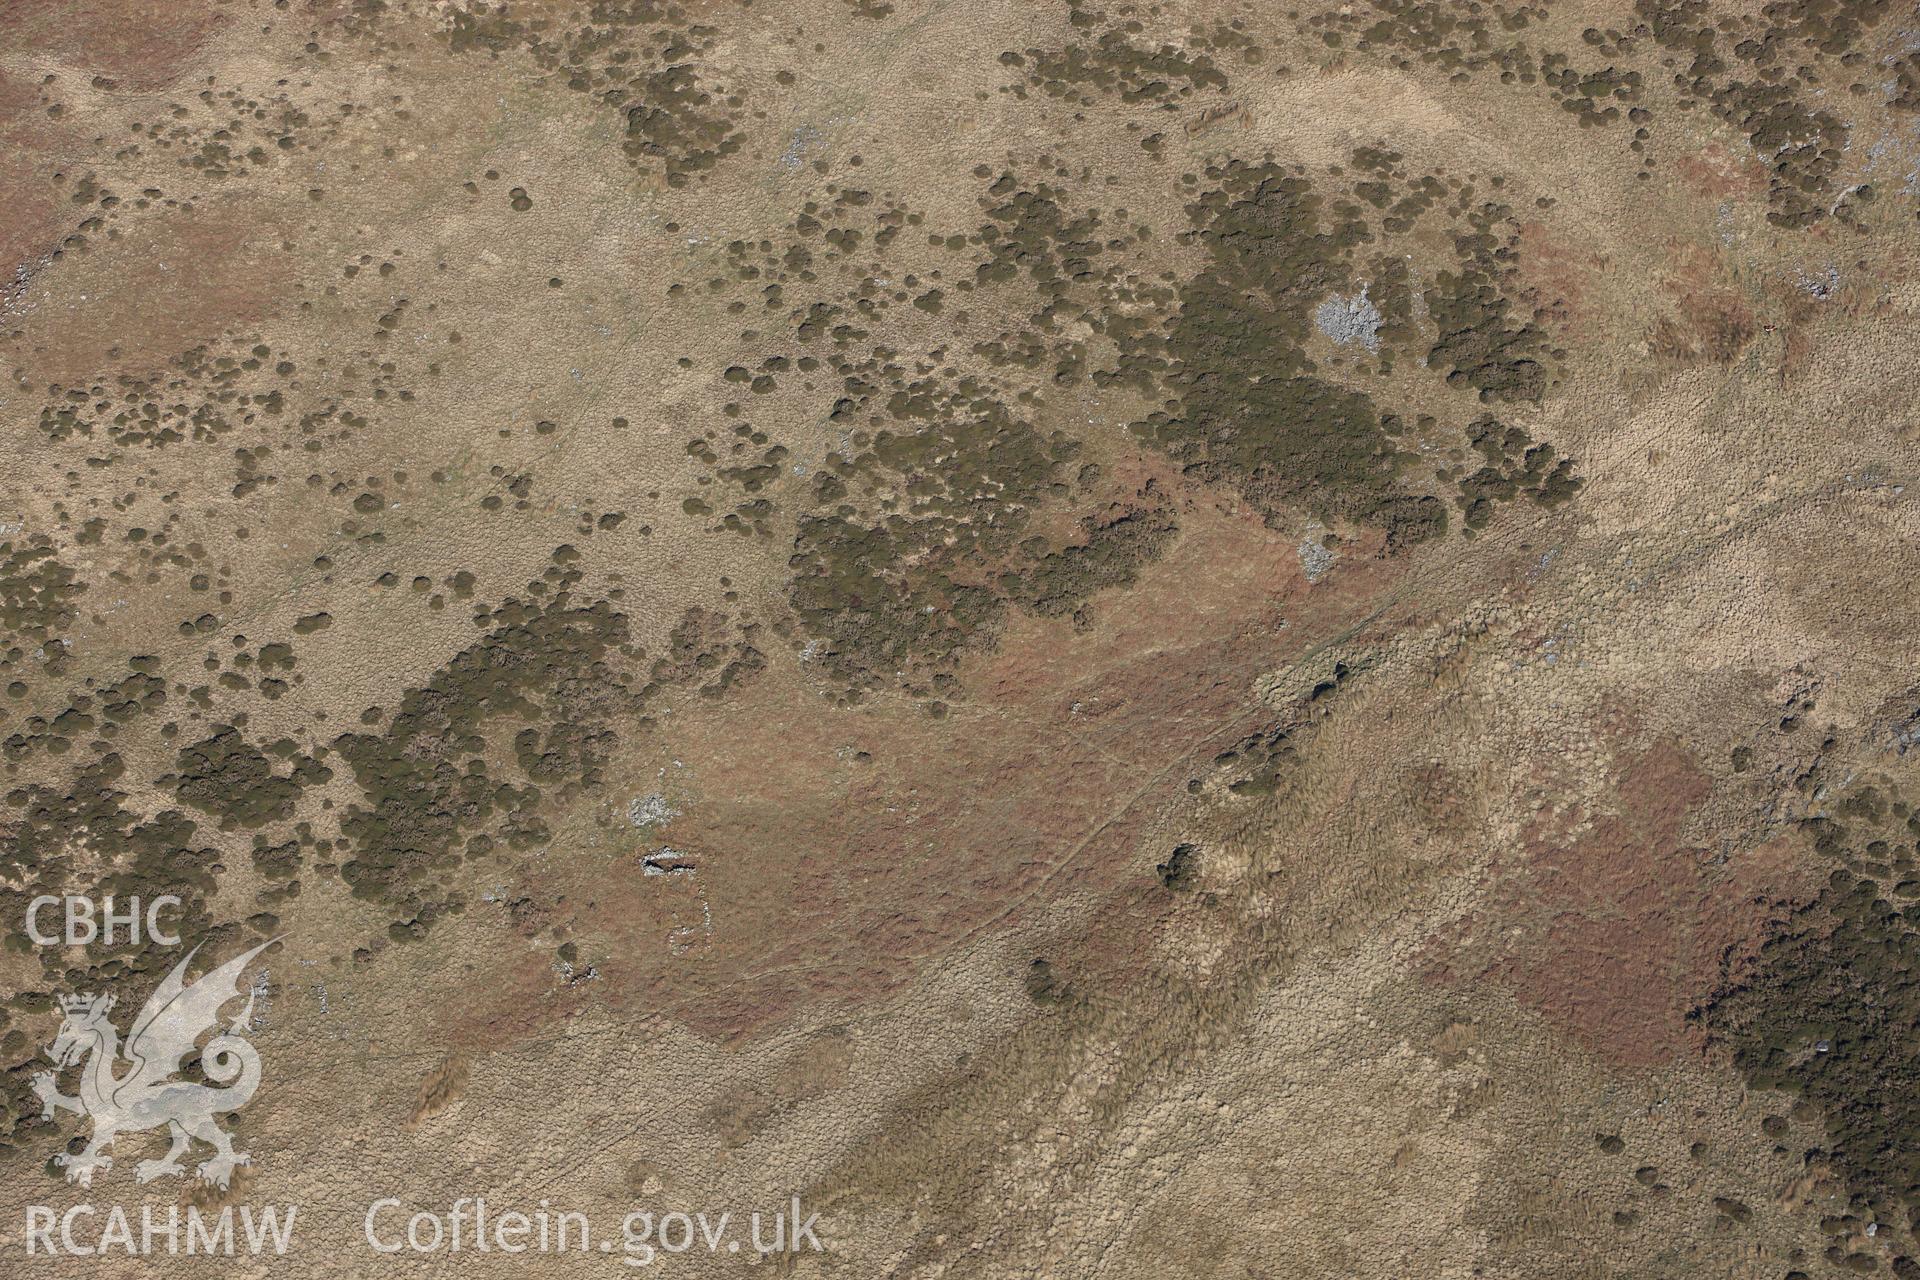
(1314, 285), (1382, 351)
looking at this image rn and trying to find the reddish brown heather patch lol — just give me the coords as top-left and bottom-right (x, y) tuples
(0, 0), (226, 90)
(1673, 142), (1770, 199)
(1650, 241), (1757, 366)
(14, 197), (292, 383)
(0, 73), (66, 296)
(0, 181), (60, 304)
(1478, 740), (1814, 1067)
(0, 65), (33, 113)
(427, 876), (607, 1050)
(437, 943), (577, 1046)
(1516, 220), (1605, 342)
(480, 464), (1412, 1043)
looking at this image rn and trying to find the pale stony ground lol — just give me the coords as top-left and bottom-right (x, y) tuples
(0, 2), (1916, 1277)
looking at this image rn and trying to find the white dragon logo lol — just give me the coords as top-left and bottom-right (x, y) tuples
(31, 938), (278, 1189)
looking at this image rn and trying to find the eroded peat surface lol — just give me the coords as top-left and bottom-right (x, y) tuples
(1, 2), (1919, 1276)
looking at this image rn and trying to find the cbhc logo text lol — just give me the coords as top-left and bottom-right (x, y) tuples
(26, 895), (182, 946)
